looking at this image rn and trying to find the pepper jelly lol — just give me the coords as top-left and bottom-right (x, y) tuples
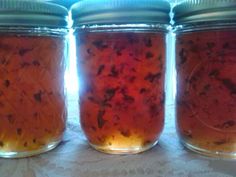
(0, 0), (68, 158)
(72, 0), (170, 154)
(174, 0), (236, 158)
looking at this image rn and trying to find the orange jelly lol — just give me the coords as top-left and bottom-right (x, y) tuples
(72, 0), (170, 154)
(176, 30), (236, 156)
(0, 35), (66, 156)
(77, 32), (165, 153)
(174, 0), (236, 158)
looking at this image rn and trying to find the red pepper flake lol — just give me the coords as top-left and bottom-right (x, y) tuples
(222, 120), (235, 128)
(183, 130), (193, 138)
(0, 141), (4, 147)
(4, 80), (10, 87)
(104, 88), (117, 102)
(140, 88), (147, 94)
(209, 69), (220, 78)
(129, 76), (136, 82)
(32, 60), (40, 66)
(143, 38), (152, 47)
(34, 91), (42, 102)
(17, 128), (22, 136)
(91, 126), (97, 132)
(149, 104), (159, 117)
(19, 48), (33, 56)
(215, 120), (235, 129)
(223, 42), (230, 49)
(144, 72), (161, 83)
(214, 139), (227, 145)
(97, 110), (106, 129)
(206, 42), (215, 50)
(179, 48), (187, 65)
(97, 65), (105, 76)
(157, 55), (162, 61)
(0, 57), (8, 65)
(33, 112), (39, 117)
(108, 65), (119, 77)
(143, 140), (152, 146)
(123, 94), (135, 104)
(146, 52), (154, 59)
(87, 48), (95, 56)
(119, 129), (131, 137)
(21, 62), (31, 68)
(114, 45), (125, 56)
(92, 40), (108, 50)
(7, 114), (14, 124)
(221, 78), (236, 94)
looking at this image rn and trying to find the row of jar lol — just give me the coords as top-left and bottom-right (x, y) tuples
(0, 0), (235, 159)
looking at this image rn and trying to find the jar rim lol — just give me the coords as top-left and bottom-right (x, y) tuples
(73, 24), (170, 33)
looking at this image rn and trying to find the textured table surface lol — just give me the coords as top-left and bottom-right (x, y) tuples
(0, 92), (236, 177)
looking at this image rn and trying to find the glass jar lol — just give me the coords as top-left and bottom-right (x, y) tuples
(174, 0), (236, 158)
(0, 0), (68, 158)
(72, 0), (170, 154)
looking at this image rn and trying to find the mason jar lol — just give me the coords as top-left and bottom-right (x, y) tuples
(174, 0), (236, 158)
(0, 0), (68, 158)
(72, 0), (170, 154)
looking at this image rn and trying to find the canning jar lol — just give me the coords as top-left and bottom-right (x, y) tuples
(72, 0), (170, 154)
(0, 0), (68, 158)
(174, 0), (236, 158)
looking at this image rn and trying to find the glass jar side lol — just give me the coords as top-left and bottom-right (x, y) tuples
(74, 25), (167, 154)
(175, 24), (236, 159)
(0, 27), (68, 158)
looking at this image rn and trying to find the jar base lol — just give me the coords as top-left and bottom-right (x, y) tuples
(0, 140), (61, 158)
(89, 140), (158, 154)
(181, 141), (236, 159)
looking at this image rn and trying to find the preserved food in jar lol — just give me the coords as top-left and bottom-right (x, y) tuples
(0, 36), (66, 154)
(174, 0), (236, 158)
(72, 0), (170, 154)
(77, 32), (165, 153)
(0, 0), (68, 158)
(176, 31), (236, 156)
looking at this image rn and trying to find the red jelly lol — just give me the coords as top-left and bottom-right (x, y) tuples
(77, 32), (165, 153)
(0, 1), (68, 158)
(72, 0), (170, 154)
(174, 0), (236, 158)
(0, 36), (66, 156)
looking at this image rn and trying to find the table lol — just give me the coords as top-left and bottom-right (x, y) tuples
(0, 92), (235, 177)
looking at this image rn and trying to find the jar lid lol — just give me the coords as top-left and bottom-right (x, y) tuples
(46, 0), (78, 8)
(0, 0), (68, 28)
(174, 0), (236, 25)
(71, 0), (170, 26)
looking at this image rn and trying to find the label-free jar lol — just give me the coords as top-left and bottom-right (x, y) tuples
(174, 0), (236, 159)
(72, 0), (170, 154)
(0, 0), (68, 158)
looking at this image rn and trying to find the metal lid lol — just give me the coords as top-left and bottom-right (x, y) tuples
(0, 0), (68, 28)
(71, 0), (170, 26)
(45, 0), (78, 9)
(173, 0), (236, 25)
